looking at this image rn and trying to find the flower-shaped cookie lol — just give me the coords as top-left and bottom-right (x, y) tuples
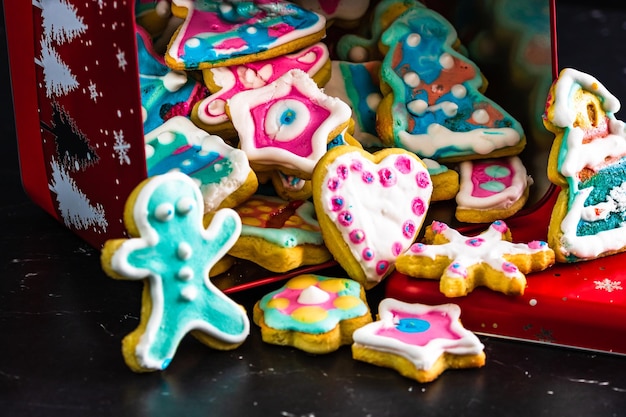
(100, 172), (249, 372)
(253, 274), (372, 354)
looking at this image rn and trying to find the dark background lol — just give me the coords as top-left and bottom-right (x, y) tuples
(2, 2), (626, 416)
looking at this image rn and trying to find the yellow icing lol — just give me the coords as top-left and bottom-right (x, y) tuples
(333, 295), (362, 310)
(286, 275), (320, 289)
(292, 306), (328, 323)
(267, 297), (290, 310)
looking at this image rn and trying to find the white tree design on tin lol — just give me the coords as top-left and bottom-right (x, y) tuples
(33, 0), (86, 98)
(33, 0), (87, 43)
(49, 158), (108, 232)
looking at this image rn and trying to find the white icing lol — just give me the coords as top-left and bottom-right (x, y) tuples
(471, 109), (490, 124)
(403, 71), (421, 88)
(352, 299), (484, 371)
(297, 285), (330, 304)
(451, 84), (466, 99)
(398, 124), (521, 158)
(406, 33), (422, 47)
(439, 52), (454, 70)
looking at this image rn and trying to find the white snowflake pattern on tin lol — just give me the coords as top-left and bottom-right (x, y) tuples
(594, 278), (623, 293)
(87, 80), (99, 102)
(113, 130), (131, 165)
(116, 48), (127, 71)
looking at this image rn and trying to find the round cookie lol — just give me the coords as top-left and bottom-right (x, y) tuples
(253, 274), (373, 354)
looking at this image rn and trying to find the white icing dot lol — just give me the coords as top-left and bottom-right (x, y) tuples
(403, 71), (420, 88)
(451, 84), (467, 99)
(348, 45), (368, 63)
(177, 266), (194, 281)
(406, 33), (421, 47)
(141, 106), (147, 122)
(162, 71), (187, 92)
(297, 286), (330, 305)
(157, 131), (176, 145)
(181, 285), (198, 301)
(186, 38), (201, 49)
(441, 101), (458, 117)
(407, 99), (428, 116)
(366, 93), (382, 112)
(176, 196), (195, 214)
(439, 53), (454, 69)
(177, 242), (193, 260)
(182, 159), (192, 167)
(246, 26), (258, 35)
(155, 203), (175, 222)
(529, 299), (538, 307)
(472, 109), (490, 124)
(144, 144), (155, 159)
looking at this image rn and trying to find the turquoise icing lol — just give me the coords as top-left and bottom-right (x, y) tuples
(120, 174), (247, 370)
(258, 275), (368, 334)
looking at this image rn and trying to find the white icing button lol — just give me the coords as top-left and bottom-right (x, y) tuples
(207, 99), (226, 115)
(441, 101), (458, 117)
(181, 285), (198, 301)
(177, 242), (193, 260)
(439, 53), (454, 69)
(141, 106), (148, 122)
(155, 203), (175, 222)
(529, 299), (538, 307)
(407, 99), (428, 116)
(176, 196), (195, 215)
(144, 144), (155, 159)
(472, 109), (490, 124)
(406, 33), (421, 47)
(157, 131), (176, 145)
(162, 71), (187, 92)
(185, 38), (201, 49)
(297, 286), (330, 305)
(177, 266), (194, 281)
(246, 26), (258, 35)
(403, 71), (421, 88)
(348, 45), (368, 63)
(451, 84), (467, 99)
(366, 92), (382, 112)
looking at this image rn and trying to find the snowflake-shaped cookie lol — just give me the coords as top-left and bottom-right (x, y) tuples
(101, 172), (249, 372)
(395, 220), (555, 297)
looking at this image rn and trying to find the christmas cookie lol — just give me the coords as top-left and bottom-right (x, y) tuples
(144, 116), (258, 213)
(312, 145), (433, 289)
(270, 170), (313, 201)
(395, 220), (555, 297)
(225, 194), (332, 273)
(136, 27), (208, 135)
(100, 172), (249, 372)
(376, 6), (526, 163)
(423, 158), (459, 202)
(192, 42), (332, 139)
(352, 298), (485, 383)
(544, 68), (626, 263)
(253, 274), (372, 354)
(455, 156), (532, 223)
(165, 0), (326, 71)
(324, 60), (384, 148)
(228, 69), (353, 179)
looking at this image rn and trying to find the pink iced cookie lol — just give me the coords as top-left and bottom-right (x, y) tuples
(352, 298), (486, 383)
(166, 0), (326, 70)
(228, 69), (353, 179)
(192, 42), (331, 138)
(312, 146), (433, 289)
(396, 220), (555, 297)
(455, 156), (532, 223)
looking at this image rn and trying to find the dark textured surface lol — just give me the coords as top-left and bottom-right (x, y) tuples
(2, 2), (626, 416)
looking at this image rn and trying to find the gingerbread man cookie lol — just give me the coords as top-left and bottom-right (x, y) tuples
(101, 172), (249, 372)
(395, 220), (555, 297)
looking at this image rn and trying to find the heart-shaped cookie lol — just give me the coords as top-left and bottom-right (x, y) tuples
(312, 146), (433, 289)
